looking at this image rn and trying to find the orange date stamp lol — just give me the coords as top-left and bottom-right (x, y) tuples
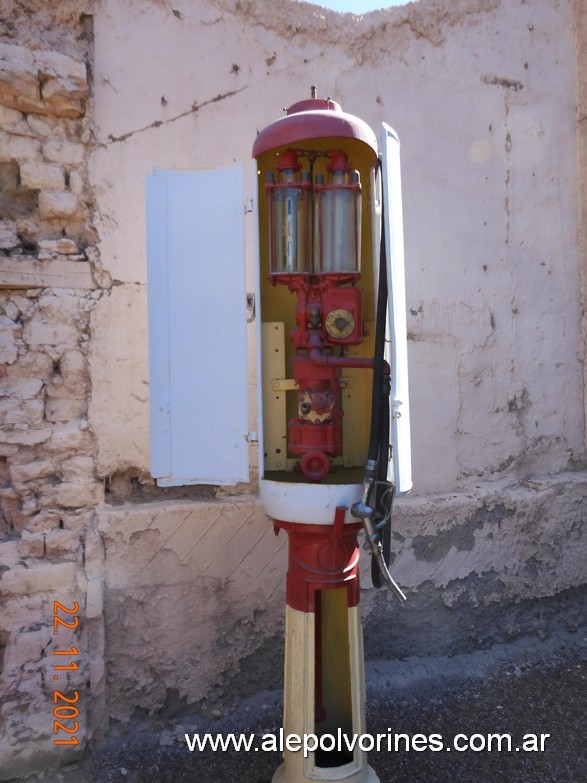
(52, 600), (80, 746)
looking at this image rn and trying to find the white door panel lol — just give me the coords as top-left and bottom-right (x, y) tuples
(146, 166), (249, 486)
(381, 124), (413, 494)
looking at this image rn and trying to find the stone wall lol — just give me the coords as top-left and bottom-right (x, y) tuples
(0, 6), (106, 777)
(0, 0), (585, 779)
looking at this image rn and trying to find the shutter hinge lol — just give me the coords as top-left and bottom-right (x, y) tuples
(244, 195), (254, 214)
(246, 293), (255, 323)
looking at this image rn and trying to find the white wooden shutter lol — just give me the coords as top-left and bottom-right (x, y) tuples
(381, 124), (413, 494)
(146, 166), (249, 486)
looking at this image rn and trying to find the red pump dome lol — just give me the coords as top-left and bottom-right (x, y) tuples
(252, 91), (378, 160)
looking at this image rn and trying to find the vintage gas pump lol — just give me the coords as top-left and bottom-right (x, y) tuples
(253, 91), (412, 783)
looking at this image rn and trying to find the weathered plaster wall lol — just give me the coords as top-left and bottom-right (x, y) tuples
(0, 0), (585, 779)
(98, 499), (287, 718)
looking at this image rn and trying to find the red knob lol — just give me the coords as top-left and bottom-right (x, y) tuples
(300, 451), (330, 481)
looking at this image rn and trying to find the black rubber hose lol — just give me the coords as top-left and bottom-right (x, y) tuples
(367, 167), (391, 588)
(372, 383), (392, 588)
(366, 177), (388, 464)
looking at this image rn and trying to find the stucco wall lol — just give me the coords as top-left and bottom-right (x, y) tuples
(0, 0), (585, 778)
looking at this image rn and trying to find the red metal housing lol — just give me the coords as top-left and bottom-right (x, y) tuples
(274, 509), (362, 612)
(253, 99), (377, 161)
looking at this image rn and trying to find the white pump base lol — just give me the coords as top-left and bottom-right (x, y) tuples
(271, 603), (381, 783)
(260, 479), (363, 526)
(272, 763), (381, 783)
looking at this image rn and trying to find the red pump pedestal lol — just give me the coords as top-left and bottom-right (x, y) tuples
(272, 510), (378, 783)
(254, 91), (383, 783)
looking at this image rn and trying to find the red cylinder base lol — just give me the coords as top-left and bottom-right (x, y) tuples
(274, 507), (361, 613)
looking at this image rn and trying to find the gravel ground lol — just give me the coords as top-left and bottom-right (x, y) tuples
(11, 635), (586, 783)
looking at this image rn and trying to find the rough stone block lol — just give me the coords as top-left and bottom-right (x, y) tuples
(35, 49), (86, 85)
(0, 560), (78, 598)
(37, 190), (81, 220)
(45, 421), (93, 454)
(0, 540), (19, 571)
(0, 376), (43, 400)
(26, 114), (56, 137)
(89, 655), (106, 695)
(0, 159), (18, 190)
(31, 287), (85, 324)
(0, 257), (95, 290)
(14, 676), (46, 699)
(58, 349), (88, 391)
(22, 493), (42, 519)
(52, 481), (104, 509)
(20, 160), (65, 190)
(8, 294), (37, 319)
(16, 531), (46, 559)
(5, 349), (53, 379)
(40, 75), (87, 118)
(44, 528), (81, 558)
(38, 238), (79, 255)
(45, 396), (87, 423)
(0, 43), (87, 119)
(0, 43), (43, 115)
(1, 296), (21, 324)
(0, 224), (19, 250)
(0, 428), (52, 447)
(2, 300), (19, 321)
(0, 104), (24, 124)
(0, 42), (34, 69)
(3, 629), (45, 670)
(69, 169), (84, 195)
(0, 131), (41, 162)
(84, 527), (105, 581)
(0, 443), (18, 458)
(22, 310), (80, 350)
(86, 577), (104, 618)
(61, 455), (95, 482)
(0, 315), (20, 364)
(42, 138), (84, 166)
(20, 511), (63, 536)
(10, 459), (54, 484)
(0, 397), (44, 427)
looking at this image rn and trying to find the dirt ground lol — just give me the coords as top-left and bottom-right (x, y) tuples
(10, 630), (585, 783)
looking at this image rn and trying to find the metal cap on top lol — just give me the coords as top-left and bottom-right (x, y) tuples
(252, 87), (378, 161)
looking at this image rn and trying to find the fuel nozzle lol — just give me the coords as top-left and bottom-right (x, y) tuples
(351, 460), (407, 603)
